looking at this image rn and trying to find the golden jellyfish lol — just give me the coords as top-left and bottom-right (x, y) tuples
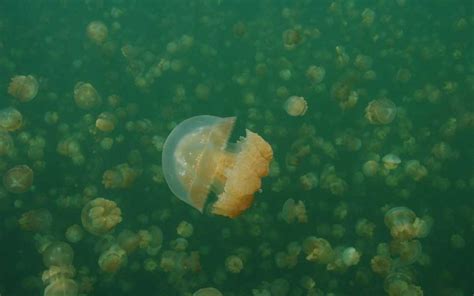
(284, 96), (308, 116)
(8, 75), (39, 102)
(162, 115), (273, 218)
(81, 197), (122, 235)
(98, 244), (127, 273)
(282, 28), (302, 50)
(306, 65), (326, 83)
(362, 160), (379, 177)
(404, 160), (428, 181)
(177, 220), (194, 238)
(95, 112), (117, 132)
(193, 287), (223, 296)
(102, 163), (139, 189)
(302, 237), (334, 264)
(0, 107), (23, 131)
(65, 224), (84, 244)
(225, 255), (244, 273)
(365, 98), (397, 124)
(73, 82), (102, 110)
(384, 207), (418, 240)
(280, 199), (308, 224)
(43, 242), (74, 267)
(18, 208), (52, 233)
(3, 164), (34, 193)
(44, 278), (78, 296)
(0, 130), (14, 156)
(382, 154), (401, 170)
(86, 21), (108, 44)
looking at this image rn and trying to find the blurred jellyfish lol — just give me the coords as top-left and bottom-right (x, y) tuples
(102, 163), (139, 189)
(284, 96), (307, 116)
(225, 255), (244, 273)
(43, 278), (78, 296)
(65, 225), (84, 244)
(95, 112), (117, 132)
(81, 197), (122, 235)
(73, 82), (102, 110)
(382, 154), (401, 170)
(365, 98), (397, 124)
(176, 221), (194, 238)
(306, 65), (326, 83)
(0, 130), (14, 156)
(3, 164), (34, 193)
(18, 208), (52, 233)
(404, 160), (428, 181)
(0, 107), (23, 131)
(43, 242), (74, 267)
(302, 237), (334, 264)
(8, 75), (39, 102)
(280, 199), (308, 224)
(86, 21), (108, 44)
(193, 287), (223, 296)
(98, 244), (127, 273)
(162, 115), (273, 218)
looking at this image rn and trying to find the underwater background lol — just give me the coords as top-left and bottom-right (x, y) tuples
(0, 0), (473, 295)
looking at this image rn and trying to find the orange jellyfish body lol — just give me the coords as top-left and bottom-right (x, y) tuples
(162, 115), (273, 218)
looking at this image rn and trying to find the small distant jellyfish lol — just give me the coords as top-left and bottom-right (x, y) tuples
(98, 244), (127, 273)
(0, 107), (23, 131)
(65, 224), (84, 243)
(18, 208), (52, 233)
(282, 28), (302, 50)
(162, 115), (273, 218)
(302, 237), (334, 264)
(0, 130), (14, 156)
(404, 160), (428, 181)
(3, 164), (34, 193)
(299, 172), (318, 191)
(43, 241), (74, 267)
(193, 287), (223, 296)
(306, 65), (326, 83)
(365, 98), (397, 124)
(177, 221), (194, 238)
(362, 160), (379, 177)
(284, 96), (308, 116)
(384, 207), (424, 241)
(95, 112), (117, 132)
(86, 21), (108, 44)
(81, 197), (122, 235)
(43, 278), (78, 296)
(382, 154), (401, 170)
(8, 75), (39, 102)
(102, 163), (139, 189)
(225, 255), (244, 273)
(280, 199), (308, 224)
(73, 82), (102, 110)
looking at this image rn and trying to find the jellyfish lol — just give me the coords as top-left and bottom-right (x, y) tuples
(0, 107), (23, 131)
(43, 242), (74, 268)
(44, 278), (78, 296)
(162, 115), (273, 218)
(81, 197), (122, 235)
(8, 75), (39, 102)
(365, 98), (397, 124)
(3, 164), (34, 193)
(73, 82), (102, 110)
(86, 21), (108, 44)
(193, 287), (223, 296)
(284, 96), (308, 116)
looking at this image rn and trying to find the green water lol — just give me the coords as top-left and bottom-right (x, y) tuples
(0, 0), (472, 295)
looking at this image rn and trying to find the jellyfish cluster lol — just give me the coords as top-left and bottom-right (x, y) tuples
(0, 1), (472, 295)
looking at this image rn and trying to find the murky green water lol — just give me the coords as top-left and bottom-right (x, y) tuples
(0, 1), (472, 295)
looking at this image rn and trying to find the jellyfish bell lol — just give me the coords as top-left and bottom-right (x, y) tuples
(162, 115), (273, 218)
